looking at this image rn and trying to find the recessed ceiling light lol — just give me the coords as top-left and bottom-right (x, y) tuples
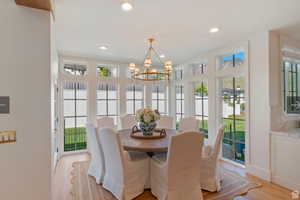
(98, 45), (108, 50)
(160, 54), (165, 58)
(209, 27), (220, 33)
(121, 1), (133, 11)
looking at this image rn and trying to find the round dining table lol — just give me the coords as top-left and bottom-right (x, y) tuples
(119, 129), (178, 153)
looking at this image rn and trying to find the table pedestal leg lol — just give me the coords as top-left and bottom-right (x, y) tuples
(147, 152), (154, 157)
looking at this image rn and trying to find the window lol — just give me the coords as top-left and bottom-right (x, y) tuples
(221, 77), (246, 164)
(152, 85), (168, 115)
(218, 51), (245, 70)
(97, 83), (118, 124)
(97, 65), (118, 77)
(174, 68), (184, 80)
(126, 84), (144, 115)
(64, 64), (87, 76)
(63, 81), (87, 152)
(194, 81), (208, 138)
(191, 63), (208, 76)
(175, 85), (184, 127)
(283, 60), (300, 114)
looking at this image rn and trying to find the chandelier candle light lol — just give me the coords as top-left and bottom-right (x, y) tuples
(128, 38), (173, 81)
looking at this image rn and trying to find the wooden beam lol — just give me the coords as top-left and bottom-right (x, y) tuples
(15, 0), (52, 12)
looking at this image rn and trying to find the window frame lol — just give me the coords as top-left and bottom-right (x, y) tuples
(63, 81), (88, 152)
(194, 81), (209, 138)
(96, 83), (119, 123)
(175, 85), (184, 123)
(152, 85), (168, 115)
(126, 84), (144, 115)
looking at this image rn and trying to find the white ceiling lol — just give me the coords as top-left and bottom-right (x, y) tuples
(55, 0), (300, 64)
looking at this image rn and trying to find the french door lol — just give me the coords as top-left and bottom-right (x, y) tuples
(63, 81), (87, 152)
(221, 76), (246, 164)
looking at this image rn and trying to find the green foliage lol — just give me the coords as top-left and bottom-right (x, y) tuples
(64, 127), (87, 151)
(195, 84), (208, 95)
(98, 66), (111, 77)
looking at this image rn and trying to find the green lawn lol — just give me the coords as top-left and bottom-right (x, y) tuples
(64, 127), (87, 151)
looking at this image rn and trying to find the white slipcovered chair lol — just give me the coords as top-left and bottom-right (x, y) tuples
(200, 126), (225, 192)
(120, 114), (136, 130)
(86, 123), (105, 184)
(99, 128), (150, 200)
(150, 131), (205, 200)
(178, 117), (199, 132)
(97, 116), (115, 129)
(157, 116), (174, 129)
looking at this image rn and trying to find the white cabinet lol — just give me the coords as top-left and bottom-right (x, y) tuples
(271, 130), (300, 191)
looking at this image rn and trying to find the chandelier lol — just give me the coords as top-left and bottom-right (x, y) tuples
(128, 38), (173, 81)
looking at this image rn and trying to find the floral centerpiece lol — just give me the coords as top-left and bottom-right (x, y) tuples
(136, 108), (160, 136)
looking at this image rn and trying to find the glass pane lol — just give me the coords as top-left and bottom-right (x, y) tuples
(158, 92), (165, 99)
(76, 117), (87, 128)
(108, 86), (117, 99)
(76, 117), (87, 150)
(97, 100), (106, 115)
(176, 114), (182, 122)
(235, 77), (245, 98)
(219, 55), (233, 70)
(76, 100), (87, 116)
(97, 66), (114, 77)
(152, 101), (158, 110)
(222, 99), (234, 118)
(64, 64), (87, 76)
(203, 99), (208, 116)
(135, 90), (143, 99)
(97, 88), (106, 99)
(64, 118), (76, 152)
(108, 100), (117, 115)
(126, 90), (134, 99)
(200, 116), (209, 134)
(159, 100), (165, 113)
(126, 101), (134, 115)
(64, 100), (75, 116)
(222, 119), (233, 140)
(176, 101), (182, 113)
(135, 100), (143, 112)
(234, 52), (245, 67)
(195, 99), (202, 115)
(194, 83), (208, 96)
(64, 117), (75, 129)
(235, 119), (245, 143)
(235, 142), (245, 163)
(222, 140), (234, 160)
(64, 88), (75, 99)
(77, 87), (87, 99)
(222, 78), (234, 98)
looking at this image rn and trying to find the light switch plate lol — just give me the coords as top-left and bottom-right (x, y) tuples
(0, 96), (9, 114)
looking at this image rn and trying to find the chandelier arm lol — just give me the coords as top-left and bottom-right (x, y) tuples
(151, 47), (165, 65)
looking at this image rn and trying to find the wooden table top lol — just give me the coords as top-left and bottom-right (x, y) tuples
(119, 129), (178, 152)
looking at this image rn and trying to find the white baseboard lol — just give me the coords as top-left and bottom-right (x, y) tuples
(272, 175), (300, 191)
(247, 164), (271, 181)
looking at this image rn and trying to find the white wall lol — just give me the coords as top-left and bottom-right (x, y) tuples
(0, 1), (51, 200)
(247, 31), (271, 180)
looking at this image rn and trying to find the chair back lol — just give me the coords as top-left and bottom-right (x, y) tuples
(178, 117), (199, 131)
(97, 116), (115, 129)
(86, 123), (105, 181)
(211, 126), (225, 159)
(99, 128), (125, 184)
(157, 116), (174, 129)
(167, 131), (204, 198)
(120, 114), (136, 129)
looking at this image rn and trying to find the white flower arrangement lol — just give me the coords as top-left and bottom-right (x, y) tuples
(135, 108), (160, 124)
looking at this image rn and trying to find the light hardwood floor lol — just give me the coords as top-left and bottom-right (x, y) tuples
(52, 153), (294, 200)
